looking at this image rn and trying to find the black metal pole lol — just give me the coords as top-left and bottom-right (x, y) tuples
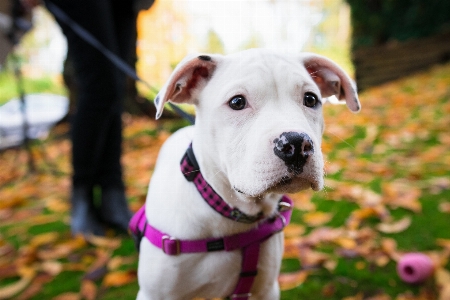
(11, 51), (36, 173)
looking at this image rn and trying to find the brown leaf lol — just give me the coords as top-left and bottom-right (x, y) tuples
(52, 292), (80, 300)
(16, 273), (53, 300)
(102, 270), (137, 287)
(37, 236), (87, 261)
(80, 280), (97, 300)
(84, 249), (111, 281)
(278, 270), (309, 291)
(342, 292), (363, 300)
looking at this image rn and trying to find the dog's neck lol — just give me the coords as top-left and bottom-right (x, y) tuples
(183, 144), (281, 222)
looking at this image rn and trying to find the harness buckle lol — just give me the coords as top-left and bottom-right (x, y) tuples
(162, 235), (180, 255)
(231, 293), (252, 299)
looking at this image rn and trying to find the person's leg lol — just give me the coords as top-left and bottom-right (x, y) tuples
(96, 0), (137, 232)
(46, 0), (125, 235)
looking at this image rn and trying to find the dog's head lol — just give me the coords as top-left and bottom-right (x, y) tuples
(155, 49), (360, 199)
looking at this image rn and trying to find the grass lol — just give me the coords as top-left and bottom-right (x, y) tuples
(0, 70), (66, 105)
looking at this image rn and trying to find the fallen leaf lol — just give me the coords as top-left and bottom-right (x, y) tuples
(302, 211), (333, 227)
(45, 197), (70, 213)
(40, 260), (63, 276)
(85, 235), (121, 250)
(366, 294), (392, 300)
(37, 236), (87, 261)
(283, 224), (306, 238)
(343, 292), (363, 300)
(435, 268), (450, 300)
(376, 216), (412, 234)
(278, 270), (309, 291)
(29, 232), (59, 248)
(102, 270), (137, 287)
(382, 182), (422, 213)
(16, 273), (53, 300)
(80, 280), (97, 300)
(438, 202), (450, 213)
(334, 237), (357, 249)
(0, 267), (35, 300)
(107, 255), (137, 271)
(52, 292), (80, 300)
(84, 249), (111, 281)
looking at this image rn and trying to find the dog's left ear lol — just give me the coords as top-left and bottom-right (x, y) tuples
(155, 54), (219, 119)
(302, 54), (361, 112)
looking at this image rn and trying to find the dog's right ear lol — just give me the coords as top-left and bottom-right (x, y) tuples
(155, 54), (219, 119)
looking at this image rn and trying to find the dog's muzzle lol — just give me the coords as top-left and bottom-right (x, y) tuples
(273, 132), (314, 175)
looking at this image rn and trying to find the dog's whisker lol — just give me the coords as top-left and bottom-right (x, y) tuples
(326, 131), (356, 149)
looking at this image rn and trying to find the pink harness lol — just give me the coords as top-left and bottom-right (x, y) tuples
(129, 145), (293, 299)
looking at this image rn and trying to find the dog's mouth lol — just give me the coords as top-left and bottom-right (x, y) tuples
(233, 175), (321, 197)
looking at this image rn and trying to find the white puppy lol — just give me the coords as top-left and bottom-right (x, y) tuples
(132, 49), (360, 300)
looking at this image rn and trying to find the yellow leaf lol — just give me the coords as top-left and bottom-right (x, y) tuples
(335, 237), (357, 250)
(284, 224), (306, 238)
(29, 232), (59, 248)
(376, 216), (412, 234)
(0, 267), (35, 300)
(302, 211), (333, 227)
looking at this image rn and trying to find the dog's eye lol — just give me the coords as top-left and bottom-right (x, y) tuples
(228, 95), (247, 110)
(303, 92), (319, 108)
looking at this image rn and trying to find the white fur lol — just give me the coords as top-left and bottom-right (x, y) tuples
(136, 49), (360, 300)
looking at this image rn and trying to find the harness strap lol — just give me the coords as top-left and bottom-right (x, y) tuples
(128, 144), (294, 300)
(129, 196), (292, 256)
(230, 243), (260, 299)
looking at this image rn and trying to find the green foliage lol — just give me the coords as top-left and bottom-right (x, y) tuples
(346, 0), (450, 48)
(0, 70), (66, 105)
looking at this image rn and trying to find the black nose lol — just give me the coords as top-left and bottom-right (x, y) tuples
(273, 132), (314, 175)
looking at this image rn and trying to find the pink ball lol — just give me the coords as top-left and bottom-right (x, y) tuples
(397, 253), (434, 284)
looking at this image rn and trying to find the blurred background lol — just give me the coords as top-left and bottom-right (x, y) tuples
(1, 1), (450, 299)
(0, 0), (354, 107)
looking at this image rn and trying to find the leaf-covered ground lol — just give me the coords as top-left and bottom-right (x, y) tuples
(0, 62), (449, 300)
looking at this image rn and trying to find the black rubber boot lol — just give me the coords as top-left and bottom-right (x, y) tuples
(99, 187), (133, 233)
(71, 186), (106, 236)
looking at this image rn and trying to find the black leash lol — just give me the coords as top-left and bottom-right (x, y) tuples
(45, 1), (195, 124)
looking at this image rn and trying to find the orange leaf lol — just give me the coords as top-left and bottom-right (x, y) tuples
(80, 280), (97, 300)
(278, 270), (309, 291)
(102, 270), (137, 287)
(52, 292), (80, 300)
